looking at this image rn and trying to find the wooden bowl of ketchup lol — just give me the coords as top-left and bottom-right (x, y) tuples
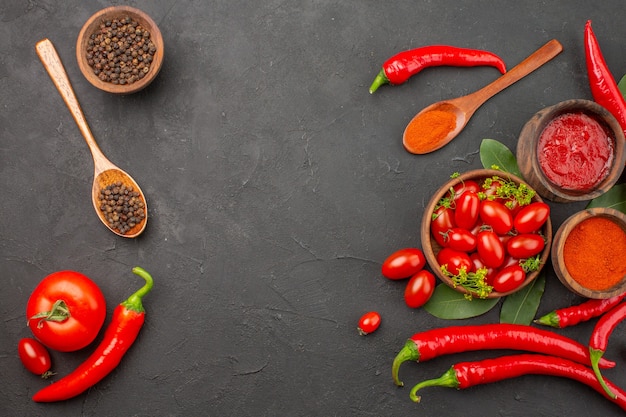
(517, 99), (625, 202)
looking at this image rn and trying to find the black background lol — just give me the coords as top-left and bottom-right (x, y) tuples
(2, 1), (626, 416)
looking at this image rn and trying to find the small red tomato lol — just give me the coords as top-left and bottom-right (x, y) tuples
(492, 265), (526, 293)
(479, 200), (513, 235)
(482, 179), (503, 198)
(476, 230), (505, 268)
(452, 180), (481, 200)
(446, 228), (477, 252)
(18, 338), (52, 377)
(454, 191), (480, 230)
(404, 270), (436, 308)
(431, 206), (455, 247)
(506, 234), (545, 259)
(514, 202), (550, 234)
(382, 248), (426, 280)
(27, 271), (106, 352)
(437, 248), (472, 275)
(357, 311), (381, 335)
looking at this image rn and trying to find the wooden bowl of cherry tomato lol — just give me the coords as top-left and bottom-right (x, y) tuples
(420, 169), (552, 299)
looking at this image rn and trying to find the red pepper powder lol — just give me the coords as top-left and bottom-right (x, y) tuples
(563, 216), (626, 291)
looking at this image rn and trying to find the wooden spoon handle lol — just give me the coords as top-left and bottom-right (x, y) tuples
(465, 39), (563, 110)
(35, 38), (111, 171)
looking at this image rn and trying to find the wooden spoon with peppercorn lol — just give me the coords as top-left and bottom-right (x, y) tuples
(35, 39), (148, 238)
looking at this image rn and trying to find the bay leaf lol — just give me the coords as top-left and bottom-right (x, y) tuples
(424, 283), (500, 319)
(479, 139), (522, 177)
(586, 183), (626, 214)
(500, 272), (546, 325)
(618, 73), (626, 98)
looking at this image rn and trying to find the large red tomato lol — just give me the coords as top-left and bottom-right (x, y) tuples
(26, 271), (106, 352)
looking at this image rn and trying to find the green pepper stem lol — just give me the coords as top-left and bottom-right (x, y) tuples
(29, 299), (71, 328)
(533, 311), (560, 328)
(392, 339), (420, 387)
(121, 267), (154, 313)
(409, 368), (459, 403)
(590, 347), (617, 399)
(368, 69), (389, 94)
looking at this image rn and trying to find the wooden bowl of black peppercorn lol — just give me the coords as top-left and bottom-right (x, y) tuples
(76, 6), (164, 94)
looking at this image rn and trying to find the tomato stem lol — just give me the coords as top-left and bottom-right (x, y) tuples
(29, 299), (71, 328)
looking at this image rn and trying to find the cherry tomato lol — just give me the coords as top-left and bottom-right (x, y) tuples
(479, 200), (513, 235)
(357, 311), (381, 335)
(469, 253), (497, 283)
(446, 227), (477, 252)
(476, 230), (505, 268)
(514, 202), (550, 234)
(26, 271), (106, 352)
(381, 248), (426, 280)
(404, 270), (436, 308)
(18, 338), (52, 377)
(492, 264), (526, 293)
(437, 248), (472, 275)
(452, 180), (481, 200)
(506, 234), (545, 259)
(454, 191), (480, 230)
(431, 206), (455, 247)
(482, 179), (503, 198)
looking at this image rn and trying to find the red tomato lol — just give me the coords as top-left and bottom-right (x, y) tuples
(476, 230), (505, 268)
(431, 206), (455, 247)
(382, 248), (426, 280)
(492, 265), (526, 293)
(18, 338), (52, 377)
(482, 179), (503, 198)
(454, 191), (480, 230)
(469, 253), (497, 283)
(26, 271), (106, 352)
(437, 248), (472, 275)
(357, 311), (381, 335)
(479, 200), (513, 235)
(446, 227), (477, 252)
(514, 202), (550, 234)
(506, 234), (545, 259)
(404, 270), (436, 308)
(452, 180), (481, 200)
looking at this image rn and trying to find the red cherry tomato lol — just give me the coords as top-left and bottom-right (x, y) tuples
(18, 338), (52, 377)
(431, 206), (455, 247)
(476, 230), (505, 268)
(506, 234), (545, 259)
(381, 248), (426, 280)
(437, 248), (472, 275)
(482, 179), (503, 198)
(357, 311), (381, 335)
(446, 227), (477, 252)
(454, 191), (480, 230)
(514, 202), (550, 234)
(479, 200), (513, 235)
(26, 271), (106, 352)
(452, 180), (481, 200)
(404, 270), (436, 308)
(492, 264), (526, 293)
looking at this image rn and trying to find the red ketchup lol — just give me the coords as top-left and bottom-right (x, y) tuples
(537, 112), (614, 191)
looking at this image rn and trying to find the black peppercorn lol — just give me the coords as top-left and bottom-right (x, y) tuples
(98, 181), (146, 234)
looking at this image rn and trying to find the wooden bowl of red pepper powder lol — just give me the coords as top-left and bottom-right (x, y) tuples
(552, 207), (626, 299)
(76, 6), (164, 94)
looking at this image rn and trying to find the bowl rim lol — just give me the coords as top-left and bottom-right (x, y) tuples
(551, 207), (626, 299)
(76, 5), (164, 94)
(517, 98), (626, 202)
(420, 168), (552, 299)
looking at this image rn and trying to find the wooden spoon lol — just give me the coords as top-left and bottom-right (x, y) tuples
(403, 39), (563, 154)
(35, 38), (148, 238)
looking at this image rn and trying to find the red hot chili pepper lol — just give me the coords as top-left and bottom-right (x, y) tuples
(408, 354), (626, 412)
(369, 45), (507, 93)
(585, 20), (626, 136)
(392, 323), (615, 387)
(589, 302), (626, 400)
(32, 267), (154, 402)
(535, 293), (626, 328)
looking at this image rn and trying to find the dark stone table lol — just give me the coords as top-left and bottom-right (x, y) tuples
(2, 1), (625, 416)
